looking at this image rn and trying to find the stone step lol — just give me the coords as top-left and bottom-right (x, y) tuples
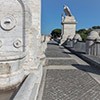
(45, 58), (78, 66)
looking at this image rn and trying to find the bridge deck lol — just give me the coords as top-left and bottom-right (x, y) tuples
(37, 41), (100, 100)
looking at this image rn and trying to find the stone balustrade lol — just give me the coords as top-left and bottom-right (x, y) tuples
(64, 30), (100, 57)
(86, 31), (100, 56)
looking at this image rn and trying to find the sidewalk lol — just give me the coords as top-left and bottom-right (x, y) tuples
(37, 41), (100, 100)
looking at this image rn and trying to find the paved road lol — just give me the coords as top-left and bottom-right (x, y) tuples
(37, 41), (100, 100)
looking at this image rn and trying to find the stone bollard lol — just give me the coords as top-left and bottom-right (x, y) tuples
(86, 31), (99, 56)
(95, 38), (100, 56)
(73, 34), (82, 43)
(0, 0), (27, 90)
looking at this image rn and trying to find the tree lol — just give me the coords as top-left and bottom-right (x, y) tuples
(50, 29), (61, 39)
(76, 28), (91, 41)
(92, 26), (100, 29)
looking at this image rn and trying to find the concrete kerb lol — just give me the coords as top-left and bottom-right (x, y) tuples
(36, 69), (47, 100)
(13, 73), (40, 100)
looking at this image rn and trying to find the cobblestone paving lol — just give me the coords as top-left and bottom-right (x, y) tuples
(42, 69), (100, 100)
(46, 59), (78, 65)
(45, 43), (70, 58)
(45, 51), (70, 58)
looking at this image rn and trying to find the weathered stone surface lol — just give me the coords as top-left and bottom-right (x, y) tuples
(73, 34), (82, 42)
(0, 1), (44, 100)
(14, 73), (38, 100)
(0, 0), (26, 90)
(60, 5), (77, 45)
(22, 0), (43, 71)
(0, 1), (43, 96)
(86, 31), (100, 56)
(0, 0), (25, 52)
(61, 17), (76, 45)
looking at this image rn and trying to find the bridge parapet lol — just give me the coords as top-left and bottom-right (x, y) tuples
(0, 1), (43, 96)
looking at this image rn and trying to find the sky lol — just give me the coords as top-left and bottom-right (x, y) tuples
(41, 0), (100, 35)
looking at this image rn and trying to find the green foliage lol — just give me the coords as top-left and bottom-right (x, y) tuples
(50, 26), (100, 41)
(51, 29), (61, 39)
(76, 25), (100, 41)
(92, 26), (100, 29)
(76, 28), (92, 41)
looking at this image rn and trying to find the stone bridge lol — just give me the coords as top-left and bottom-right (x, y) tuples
(0, 0), (100, 100)
(37, 40), (100, 100)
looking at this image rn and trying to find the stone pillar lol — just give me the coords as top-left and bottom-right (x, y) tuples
(86, 31), (99, 56)
(60, 13), (77, 46)
(0, 0), (43, 91)
(95, 38), (100, 56)
(22, 0), (43, 72)
(0, 0), (27, 90)
(21, 1), (43, 89)
(73, 34), (82, 43)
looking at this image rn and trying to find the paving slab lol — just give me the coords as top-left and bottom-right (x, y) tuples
(45, 42), (71, 58)
(46, 59), (78, 66)
(42, 69), (100, 100)
(45, 51), (70, 58)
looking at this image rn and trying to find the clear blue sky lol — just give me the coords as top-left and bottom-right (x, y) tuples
(41, 0), (100, 35)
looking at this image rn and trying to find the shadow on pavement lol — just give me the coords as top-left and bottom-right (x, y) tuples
(72, 64), (100, 75)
